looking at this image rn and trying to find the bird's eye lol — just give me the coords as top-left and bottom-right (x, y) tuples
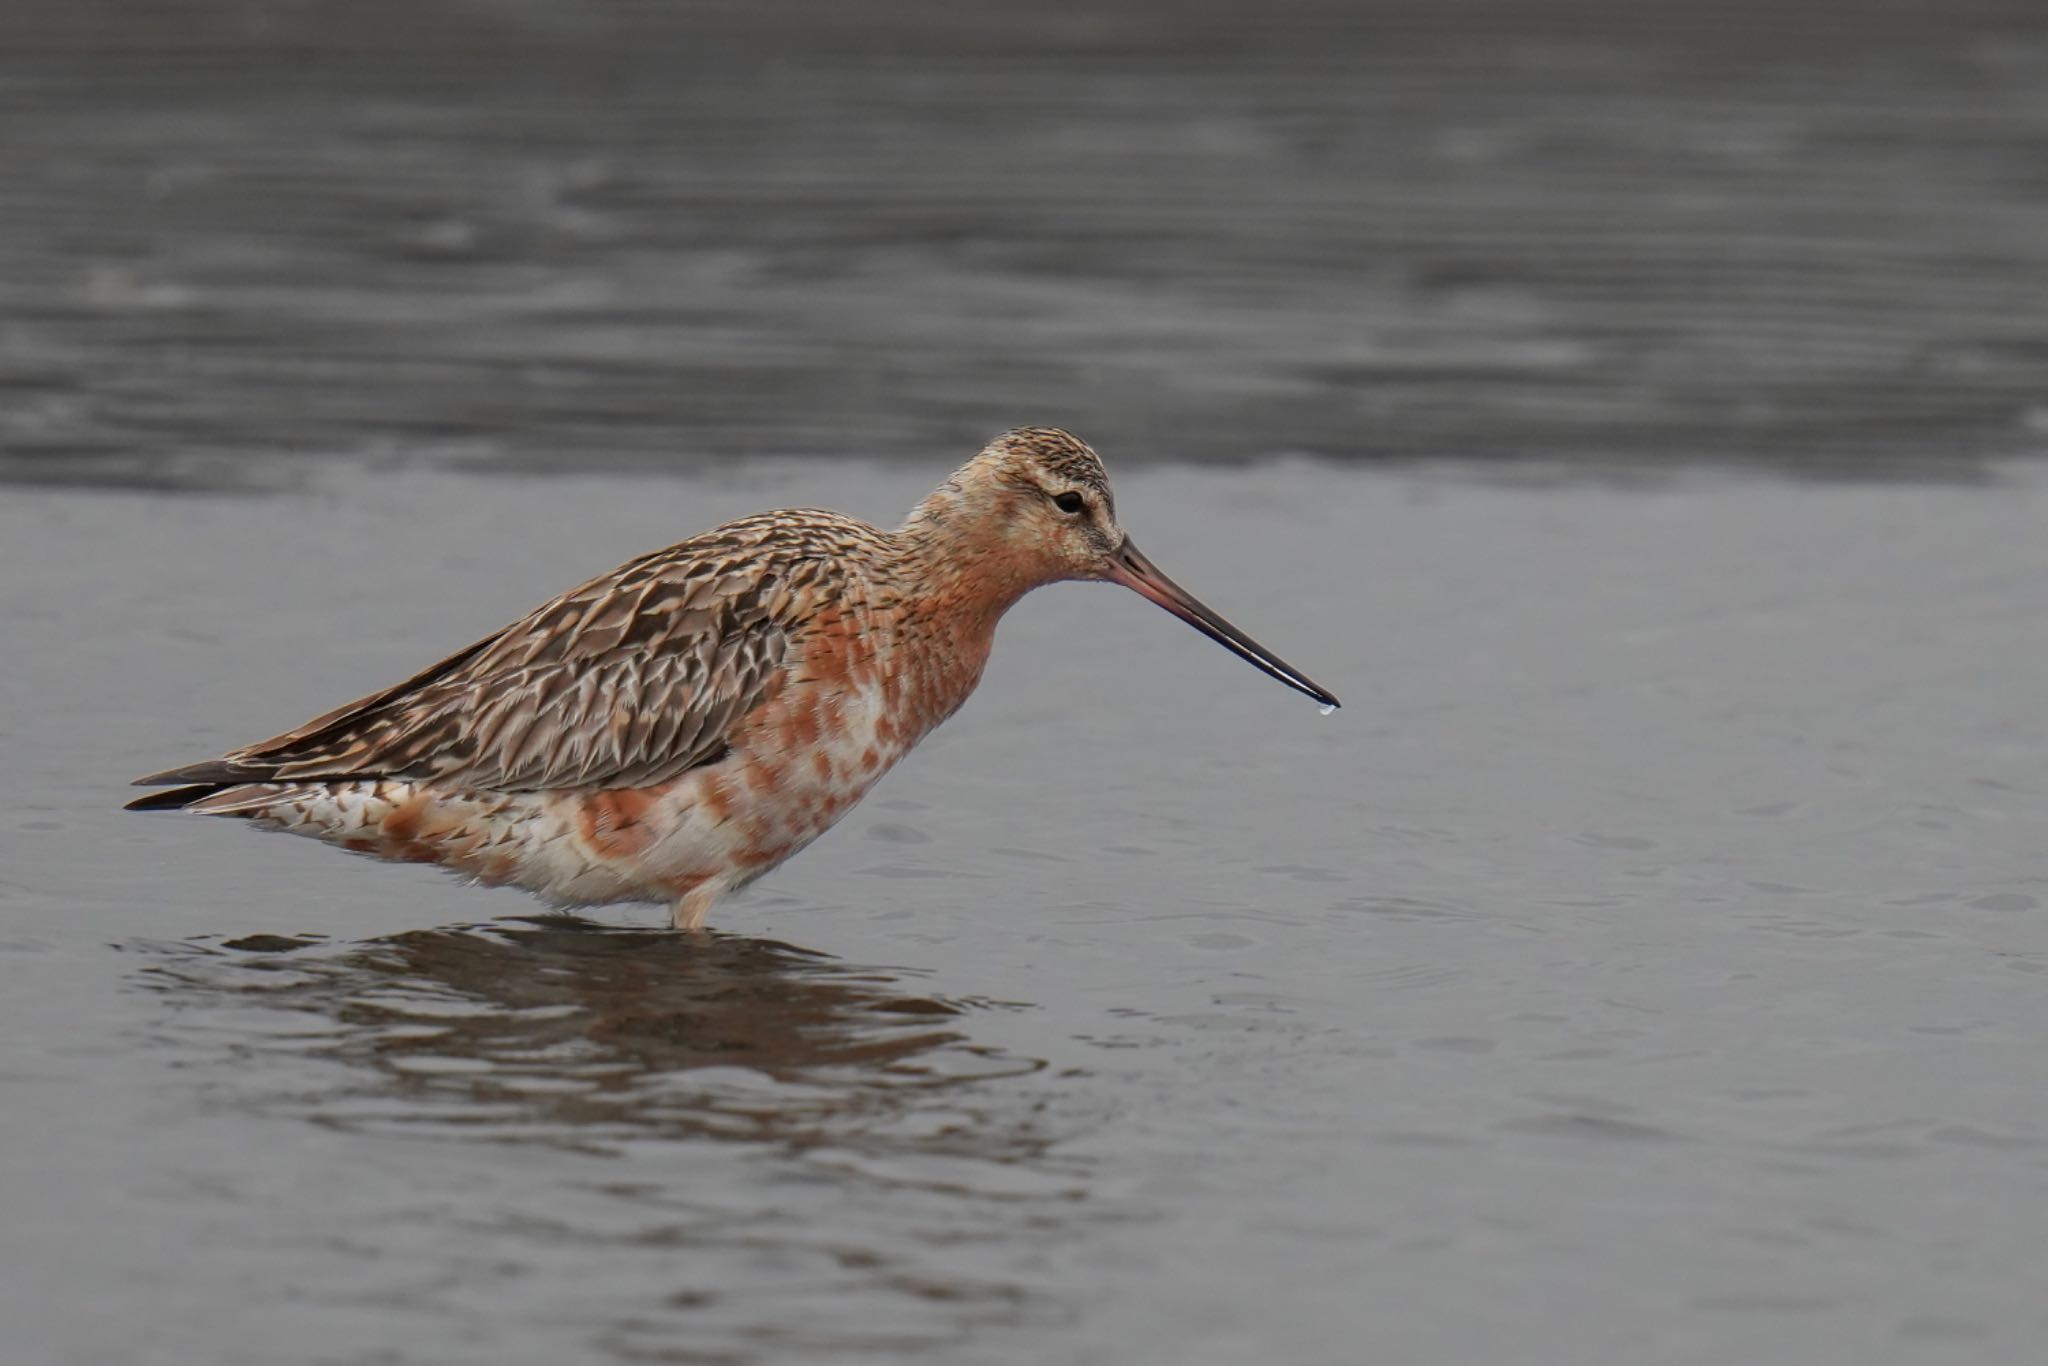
(1052, 491), (1087, 514)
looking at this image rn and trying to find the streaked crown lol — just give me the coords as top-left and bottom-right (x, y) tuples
(981, 426), (1112, 502)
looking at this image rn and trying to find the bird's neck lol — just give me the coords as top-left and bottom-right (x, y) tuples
(894, 491), (1045, 641)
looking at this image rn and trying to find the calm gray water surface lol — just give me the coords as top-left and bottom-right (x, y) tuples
(3, 461), (2046, 1364)
(7, 1), (2048, 1361)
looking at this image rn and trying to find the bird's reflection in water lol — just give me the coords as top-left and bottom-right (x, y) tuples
(135, 920), (1089, 1356)
(140, 916), (1049, 1160)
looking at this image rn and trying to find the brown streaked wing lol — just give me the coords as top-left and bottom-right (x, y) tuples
(155, 544), (794, 793)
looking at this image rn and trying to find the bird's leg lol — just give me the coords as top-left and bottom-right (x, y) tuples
(670, 885), (718, 932)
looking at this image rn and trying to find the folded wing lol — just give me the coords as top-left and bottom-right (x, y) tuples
(131, 546), (792, 797)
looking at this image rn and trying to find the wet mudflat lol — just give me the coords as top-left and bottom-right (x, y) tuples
(3, 460), (2046, 1364)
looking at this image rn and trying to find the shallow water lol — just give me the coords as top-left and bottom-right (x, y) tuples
(9, 0), (2048, 1358)
(5, 460), (2047, 1364)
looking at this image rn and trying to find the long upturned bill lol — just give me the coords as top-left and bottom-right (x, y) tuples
(1105, 539), (1340, 710)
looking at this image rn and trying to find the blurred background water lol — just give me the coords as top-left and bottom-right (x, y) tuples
(4, 3), (2048, 1365)
(4, 0), (2047, 489)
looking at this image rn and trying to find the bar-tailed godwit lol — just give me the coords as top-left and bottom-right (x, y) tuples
(128, 428), (1338, 928)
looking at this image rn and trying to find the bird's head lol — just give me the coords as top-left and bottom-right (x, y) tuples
(907, 427), (1340, 710)
(928, 426), (1126, 582)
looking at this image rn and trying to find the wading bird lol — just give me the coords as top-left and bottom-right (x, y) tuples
(129, 428), (1338, 928)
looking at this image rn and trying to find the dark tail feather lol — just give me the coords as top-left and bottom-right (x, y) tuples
(125, 781), (295, 815)
(131, 759), (260, 788)
(124, 783), (234, 812)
